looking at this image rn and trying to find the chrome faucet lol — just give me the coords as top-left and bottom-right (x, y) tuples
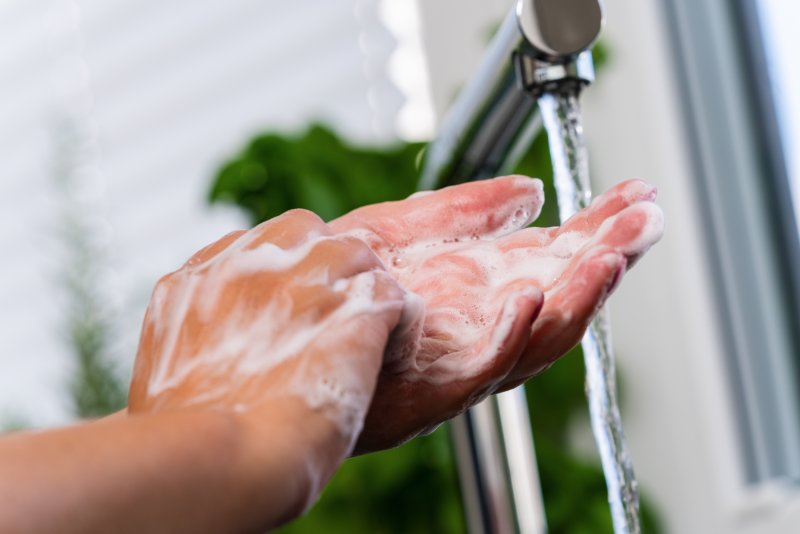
(419, 1), (605, 533)
(515, 0), (601, 94)
(420, 0), (603, 190)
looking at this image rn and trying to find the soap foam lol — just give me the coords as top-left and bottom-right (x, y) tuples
(141, 230), (403, 439)
(340, 195), (662, 386)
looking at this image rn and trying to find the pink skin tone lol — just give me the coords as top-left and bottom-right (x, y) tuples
(0, 211), (407, 534)
(330, 176), (663, 452)
(129, 210), (405, 444)
(128, 210), (406, 511)
(0, 176), (663, 533)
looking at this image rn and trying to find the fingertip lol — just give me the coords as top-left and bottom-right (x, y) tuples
(501, 174), (544, 197)
(511, 286), (544, 323)
(590, 201), (665, 258)
(382, 288), (425, 371)
(480, 176), (545, 237)
(616, 179), (658, 202)
(339, 270), (407, 347)
(618, 201), (665, 256)
(562, 180), (657, 234)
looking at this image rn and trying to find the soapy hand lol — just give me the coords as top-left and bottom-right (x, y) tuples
(128, 210), (404, 503)
(331, 176), (664, 452)
(13, 181), (665, 534)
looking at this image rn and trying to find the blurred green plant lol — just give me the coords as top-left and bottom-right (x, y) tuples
(2, 118), (128, 433)
(208, 120), (661, 532)
(210, 125), (423, 224)
(0, 414), (30, 434)
(62, 223), (128, 419)
(53, 117), (128, 419)
(282, 426), (466, 534)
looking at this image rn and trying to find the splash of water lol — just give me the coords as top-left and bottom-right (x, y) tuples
(538, 90), (641, 534)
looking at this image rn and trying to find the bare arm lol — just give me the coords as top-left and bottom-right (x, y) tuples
(0, 177), (663, 532)
(0, 405), (320, 533)
(0, 210), (403, 534)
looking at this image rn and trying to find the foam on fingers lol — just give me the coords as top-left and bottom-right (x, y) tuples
(560, 248), (625, 317)
(590, 201), (665, 257)
(329, 179), (663, 396)
(132, 219), (411, 448)
(299, 274), (407, 443)
(560, 179), (657, 233)
(331, 175), (545, 245)
(454, 175), (545, 239)
(481, 287), (543, 368)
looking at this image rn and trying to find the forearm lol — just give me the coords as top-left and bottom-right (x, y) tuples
(0, 407), (315, 534)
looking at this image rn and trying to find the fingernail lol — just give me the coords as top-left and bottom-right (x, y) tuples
(624, 179), (658, 202)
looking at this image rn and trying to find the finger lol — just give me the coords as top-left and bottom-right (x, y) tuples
(497, 201), (663, 297)
(239, 235), (388, 320)
(327, 270), (406, 374)
(183, 230), (247, 268)
(382, 290), (426, 373)
(129, 307), (158, 411)
(495, 225), (558, 253)
(496, 182), (660, 269)
(129, 271), (195, 407)
(505, 248), (625, 385)
(302, 271), (405, 439)
(425, 287), (544, 411)
(355, 287), (543, 453)
(558, 179), (658, 234)
(329, 175), (544, 245)
(581, 201), (664, 261)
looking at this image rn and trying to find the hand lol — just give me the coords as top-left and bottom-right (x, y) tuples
(331, 176), (663, 452)
(128, 209), (404, 506)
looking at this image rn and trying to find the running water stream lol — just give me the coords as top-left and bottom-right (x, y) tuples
(538, 90), (641, 534)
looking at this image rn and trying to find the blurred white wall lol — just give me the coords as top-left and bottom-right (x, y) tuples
(0, 0), (404, 425)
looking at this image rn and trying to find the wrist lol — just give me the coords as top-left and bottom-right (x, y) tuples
(233, 397), (351, 525)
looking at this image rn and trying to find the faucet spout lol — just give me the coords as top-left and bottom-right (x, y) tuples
(514, 0), (603, 96)
(418, 0), (604, 190)
(516, 0), (604, 61)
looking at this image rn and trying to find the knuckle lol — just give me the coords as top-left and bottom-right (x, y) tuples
(156, 270), (179, 287)
(317, 235), (380, 270)
(283, 209), (327, 231)
(337, 235), (374, 256)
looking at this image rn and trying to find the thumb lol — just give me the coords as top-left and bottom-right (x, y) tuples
(330, 175), (544, 245)
(301, 270), (405, 440)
